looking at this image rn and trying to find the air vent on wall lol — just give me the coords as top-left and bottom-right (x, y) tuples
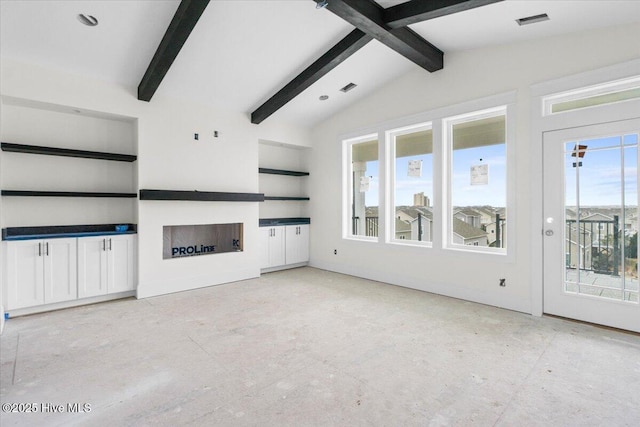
(340, 82), (357, 93)
(516, 13), (549, 26)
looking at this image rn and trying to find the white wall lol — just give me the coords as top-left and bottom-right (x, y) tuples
(307, 23), (640, 314)
(0, 58), (311, 300)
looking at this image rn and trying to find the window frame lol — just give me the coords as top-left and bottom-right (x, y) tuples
(387, 121), (434, 247)
(342, 133), (380, 242)
(442, 103), (515, 258)
(339, 92), (516, 261)
(542, 75), (640, 116)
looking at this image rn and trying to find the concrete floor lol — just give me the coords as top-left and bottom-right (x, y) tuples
(1, 267), (639, 426)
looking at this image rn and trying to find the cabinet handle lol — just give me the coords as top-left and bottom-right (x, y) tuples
(103, 239), (106, 251)
(109, 238), (112, 251)
(38, 242), (42, 257)
(45, 242), (49, 256)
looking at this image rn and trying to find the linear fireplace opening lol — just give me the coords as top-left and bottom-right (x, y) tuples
(163, 223), (243, 259)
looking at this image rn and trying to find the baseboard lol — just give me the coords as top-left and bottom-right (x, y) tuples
(3, 291), (136, 318)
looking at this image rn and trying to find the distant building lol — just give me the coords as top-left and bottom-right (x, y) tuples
(454, 208), (482, 229)
(413, 192), (430, 207)
(452, 217), (488, 246)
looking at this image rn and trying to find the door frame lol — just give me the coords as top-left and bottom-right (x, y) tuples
(542, 119), (640, 332)
(530, 59), (640, 317)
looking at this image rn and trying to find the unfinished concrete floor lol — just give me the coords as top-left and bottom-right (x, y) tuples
(1, 267), (639, 426)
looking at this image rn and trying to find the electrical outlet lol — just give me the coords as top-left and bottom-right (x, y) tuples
(334, 249), (337, 255)
(214, 130), (219, 138)
(499, 278), (506, 287)
(194, 133), (199, 140)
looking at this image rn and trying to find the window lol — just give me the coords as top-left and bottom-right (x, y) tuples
(345, 135), (379, 239)
(389, 123), (433, 244)
(543, 76), (640, 115)
(341, 93), (514, 256)
(446, 108), (507, 251)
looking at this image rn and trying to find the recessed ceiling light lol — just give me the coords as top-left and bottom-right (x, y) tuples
(340, 82), (357, 93)
(77, 14), (99, 27)
(516, 13), (549, 26)
(319, 95), (329, 101)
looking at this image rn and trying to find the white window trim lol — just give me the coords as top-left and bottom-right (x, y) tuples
(340, 91), (517, 263)
(387, 121), (434, 247)
(441, 102), (516, 261)
(542, 75), (640, 116)
(342, 133), (379, 242)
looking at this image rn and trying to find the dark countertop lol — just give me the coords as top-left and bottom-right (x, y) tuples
(2, 224), (137, 241)
(259, 218), (310, 227)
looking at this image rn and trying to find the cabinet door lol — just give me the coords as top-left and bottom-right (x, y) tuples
(78, 236), (108, 298)
(269, 227), (286, 267)
(5, 240), (45, 309)
(43, 238), (77, 304)
(107, 234), (136, 293)
(285, 225), (309, 265)
(260, 227), (272, 269)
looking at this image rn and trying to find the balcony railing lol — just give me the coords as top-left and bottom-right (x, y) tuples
(566, 216), (621, 276)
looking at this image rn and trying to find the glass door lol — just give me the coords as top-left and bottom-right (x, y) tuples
(543, 119), (640, 332)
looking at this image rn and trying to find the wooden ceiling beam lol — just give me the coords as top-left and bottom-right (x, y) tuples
(251, 29), (372, 125)
(314, 0), (443, 72)
(384, 0), (504, 29)
(138, 0), (210, 102)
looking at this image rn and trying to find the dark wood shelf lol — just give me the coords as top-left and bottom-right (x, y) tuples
(264, 196), (310, 201)
(1, 142), (137, 162)
(1, 190), (137, 198)
(139, 189), (265, 202)
(259, 168), (309, 177)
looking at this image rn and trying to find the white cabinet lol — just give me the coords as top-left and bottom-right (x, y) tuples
(285, 224), (309, 265)
(5, 238), (77, 309)
(78, 234), (136, 298)
(260, 224), (309, 271)
(261, 226), (286, 269)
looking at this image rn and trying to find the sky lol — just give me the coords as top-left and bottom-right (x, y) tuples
(361, 143), (507, 208)
(564, 134), (638, 208)
(359, 133), (638, 210)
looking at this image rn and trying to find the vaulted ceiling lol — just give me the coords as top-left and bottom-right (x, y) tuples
(1, 0), (639, 128)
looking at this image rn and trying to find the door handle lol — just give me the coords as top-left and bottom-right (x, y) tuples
(545, 230), (554, 236)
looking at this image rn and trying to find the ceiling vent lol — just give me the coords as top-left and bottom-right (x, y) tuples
(340, 82), (357, 93)
(516, 13), (549, 26)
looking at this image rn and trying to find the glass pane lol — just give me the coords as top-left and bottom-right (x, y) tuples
(351, 138), (379, 237)
(551, 87), (640, 114)
(451, 114), (506, 249)
(563, 134), (639, 303)
(393, 126), (433, 243)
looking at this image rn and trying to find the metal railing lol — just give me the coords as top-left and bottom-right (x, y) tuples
(566, 216), (620, 276)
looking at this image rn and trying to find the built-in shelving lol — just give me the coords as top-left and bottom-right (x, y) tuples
(264, 196), (310, 201)
(1, 190), (137, 198)
(1, 142), (137, 162)
(258, 168), (309, 177)
(139, 189), (265, 202)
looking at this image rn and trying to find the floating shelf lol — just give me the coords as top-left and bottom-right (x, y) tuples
(258, 168), (309, 177)
(264, 196), (310, 201)
(139, 189), (265, 202)
(1, 190), (137, 198)
(1, 142), (137, 162)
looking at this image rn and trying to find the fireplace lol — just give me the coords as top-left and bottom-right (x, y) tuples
(163, 223), (243, 259)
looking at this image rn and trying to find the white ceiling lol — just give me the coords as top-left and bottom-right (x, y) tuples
(1, 0), (639, 128)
